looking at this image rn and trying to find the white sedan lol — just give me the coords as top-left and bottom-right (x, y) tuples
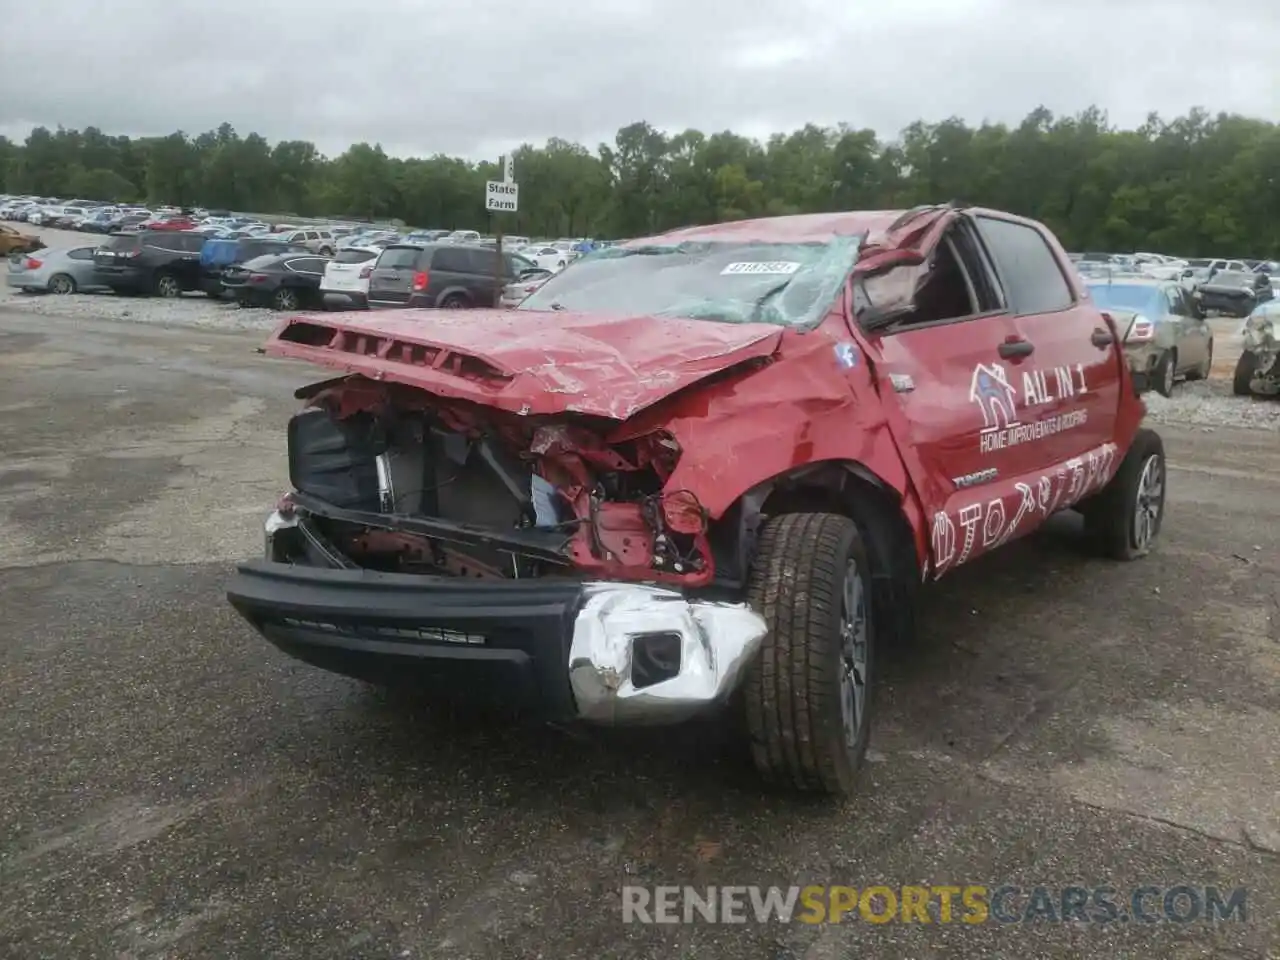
(519, 245), (572, 272)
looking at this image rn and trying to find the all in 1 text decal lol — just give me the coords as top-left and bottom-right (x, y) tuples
(970, 362), (1090, 453)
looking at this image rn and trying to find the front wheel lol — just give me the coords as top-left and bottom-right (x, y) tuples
(1233, 352), (1259, 396)
(1186, 339), (1213, 381)
(1153, 349), (1176, 397)
(1083, 428), (1166, 561)
(742, 512), (875, 796)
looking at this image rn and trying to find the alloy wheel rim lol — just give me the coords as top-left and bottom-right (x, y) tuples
(278, 290), (296, 309)
(159, 276), (178, 297)
(51, 276), (71, 294)
(838, 559), (869, 749)
(1164, 359), (1175, 393)
(1133, 454), (1164, 550)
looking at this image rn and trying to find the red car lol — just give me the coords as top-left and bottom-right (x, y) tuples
(227, 204), (1163, 795)
(145, 216), (196, 231)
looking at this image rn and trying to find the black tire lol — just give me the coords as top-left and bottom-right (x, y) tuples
(319, 247), (334, 257)
(271, 287), (299, 311)
(439, 293), (468, 309)
(1233, 352), (1258, 396)
(1185, 339), (1212, 381)
(1083, 428), (1166, 561)
(153, 272), (181, 298)
(742, 512), (875, 796)
(1153, 349), (1176, 397)
(48, 273), (76, 295)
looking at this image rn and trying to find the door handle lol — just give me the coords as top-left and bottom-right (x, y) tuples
(998, 338), (1034, 359)
(1091, 327), (1114, 347)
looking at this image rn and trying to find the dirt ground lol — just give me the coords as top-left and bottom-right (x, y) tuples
(0, 306), (1276, 959)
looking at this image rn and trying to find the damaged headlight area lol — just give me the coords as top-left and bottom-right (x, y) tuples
(569, 583), (767, 724)
(264, 377), (718, 587)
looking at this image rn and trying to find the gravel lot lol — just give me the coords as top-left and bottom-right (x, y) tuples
(1, 278), (1278, 957)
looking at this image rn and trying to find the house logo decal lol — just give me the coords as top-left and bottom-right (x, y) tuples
(969, 363), (1019, 431)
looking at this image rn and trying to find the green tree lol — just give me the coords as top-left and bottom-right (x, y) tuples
(4, 108), (1279, 256)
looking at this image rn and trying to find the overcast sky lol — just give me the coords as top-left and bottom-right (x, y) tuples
(2, 0), (1276, 162)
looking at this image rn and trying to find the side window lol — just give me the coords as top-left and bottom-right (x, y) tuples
(1165, 288), (1186, 316)
(305, 231), (320, 241)
(466, 249), (499, 275)
(182, 233), (206, 252)
(67, 248), (95, 260)
(431, 248), (468, 273)
(287, 257), (326, 275)
(974, 217), (1074, 316)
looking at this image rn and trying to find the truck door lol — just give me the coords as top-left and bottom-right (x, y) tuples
(972, 213), (1122, 473)
(858, 219), (1024, 564)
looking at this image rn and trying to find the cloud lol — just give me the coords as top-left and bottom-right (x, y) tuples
(1, 0), (1276, 160)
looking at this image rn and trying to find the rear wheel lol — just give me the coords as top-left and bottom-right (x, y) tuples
(271, 287), (299, 311)
(48, 273), (75, 295)
(439, 293), (468, 309)
(742, 513), (875, 796)
(153, 272), (181, 298)
(1233, 352), (1259, 396)
(1083, 429), (1166, 561)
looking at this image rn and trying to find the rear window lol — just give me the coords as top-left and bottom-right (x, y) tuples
(101, 235), (140, 252)
(1087, 284), (1162, 315)
(377, 247), (422, 269)
(336, 248), (377, 264)
(240, 254), (284, 271)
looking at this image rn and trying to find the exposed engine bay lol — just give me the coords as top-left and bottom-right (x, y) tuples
(274, 375), (716, 586)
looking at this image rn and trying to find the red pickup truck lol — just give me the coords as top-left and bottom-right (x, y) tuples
(227, 204), (1164, 796)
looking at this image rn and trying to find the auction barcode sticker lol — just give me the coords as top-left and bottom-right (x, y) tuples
(721, 261), (802, 275)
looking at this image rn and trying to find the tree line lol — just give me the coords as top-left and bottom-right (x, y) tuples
(2, 107), (1277, 255)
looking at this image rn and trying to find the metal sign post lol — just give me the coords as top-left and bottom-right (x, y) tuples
(485, 155), (518, 306)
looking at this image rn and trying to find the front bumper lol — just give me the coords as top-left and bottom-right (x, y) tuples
(227, 513), (767, 724)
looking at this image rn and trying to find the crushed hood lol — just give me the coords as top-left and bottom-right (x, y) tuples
(265, 308), (784, 420)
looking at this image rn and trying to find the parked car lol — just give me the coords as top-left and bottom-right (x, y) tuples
(6, 245), (105, 294)
(1193, 270), (1272, 318)
(220, 251), (330, 310)
(144, 216), (198, 232)
(275, 228), (337, 255)
(0, 223), (45, 258)
(444, 229), (481, 244)
(319, 246), (384, 309)
(227, 204), (1165, 796)
(77, 210), (119, 233)
(499, 268), (554, 307)
(1086, 278), (1213, 396)
(199, 236), (307, 298)
(1234, 301), (1280, 397)
(520, 244), (572, 272)
(92, 229), (206, 297)
(367, 243), (538, 309)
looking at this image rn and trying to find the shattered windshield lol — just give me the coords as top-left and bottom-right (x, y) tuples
(516, 237), (862, 327)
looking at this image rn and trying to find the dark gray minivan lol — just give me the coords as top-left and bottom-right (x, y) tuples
(367, 242), (539, 309)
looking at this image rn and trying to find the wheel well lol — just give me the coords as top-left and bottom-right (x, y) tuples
(708, 462), (920, 646)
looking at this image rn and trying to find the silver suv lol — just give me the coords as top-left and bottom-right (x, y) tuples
(277, 228), (336, 256)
